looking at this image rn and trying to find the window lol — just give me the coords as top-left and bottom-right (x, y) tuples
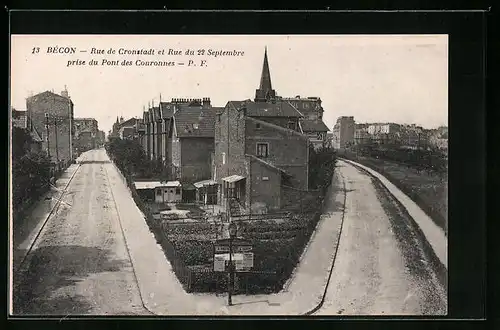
(222, 152), (226, 164)
(156, 189), (162, 196)
(176, 188), (181, 194)
(288, 121), (296, 130)
(255, 123), (261, 130)
(256, 143), (269, 158)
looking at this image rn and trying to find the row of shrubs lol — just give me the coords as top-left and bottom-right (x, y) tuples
(12, 128), (53, 223)
(340, 150), (448, 234)
(351, 145), (447, 174)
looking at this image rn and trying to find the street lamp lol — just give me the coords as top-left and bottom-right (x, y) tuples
(227, 221), (237, 306)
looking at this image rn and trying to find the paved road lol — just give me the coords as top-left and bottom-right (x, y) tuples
(314, 161), (447, 315)
(13, 149), (148, 315)
(315, 162), (447, 315)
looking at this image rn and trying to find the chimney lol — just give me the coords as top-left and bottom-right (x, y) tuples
(202, 97), (211, 108)
(61, 85), (69, 98)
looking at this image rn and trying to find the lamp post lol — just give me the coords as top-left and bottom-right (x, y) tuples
(227, 221), (237, 306)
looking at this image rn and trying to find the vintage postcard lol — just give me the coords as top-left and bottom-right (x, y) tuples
(10, 34), (448, 316)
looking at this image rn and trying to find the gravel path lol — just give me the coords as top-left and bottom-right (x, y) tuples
(315, 161), (447, 315)
(12, 149), (147, 316)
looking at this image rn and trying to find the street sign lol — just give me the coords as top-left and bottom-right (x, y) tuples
(214, 245), (230, 253)
(213, 239), (254, 272)
(213, 255), (225, 272)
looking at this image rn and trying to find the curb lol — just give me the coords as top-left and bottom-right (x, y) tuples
(13, 160), (83, 274)
(303, 170), (348, 315)
(282, 170), (339, 293)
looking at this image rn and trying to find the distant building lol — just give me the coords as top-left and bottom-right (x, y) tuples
(366, 123), (401, 145)
(96, 130), (106, 146)
(74, 118), (98, 138)
(354, 123), (371, 145)
(426, 126), (448, 153)
(118, 117), (141, 140)
(332, 116), (355, 149)
(73, 117), (99, 154)
(26, 88), (75, 164)
(12, 108), (27, 129)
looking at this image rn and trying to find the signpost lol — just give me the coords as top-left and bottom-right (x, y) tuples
(214, 236), (254, 306)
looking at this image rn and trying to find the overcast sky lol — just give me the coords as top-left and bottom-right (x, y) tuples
(11, 34), (448, 134)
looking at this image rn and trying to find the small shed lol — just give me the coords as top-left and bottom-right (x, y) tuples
(194, 179), (218, 205)
(155, 181), (182, 203)
(134, 180), (163, 202)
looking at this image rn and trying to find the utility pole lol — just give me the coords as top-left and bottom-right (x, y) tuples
(54, 117), (59, 164)
(45, 113), (51, 159)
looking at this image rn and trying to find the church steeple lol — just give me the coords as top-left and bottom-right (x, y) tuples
(255, 46), (277, 102)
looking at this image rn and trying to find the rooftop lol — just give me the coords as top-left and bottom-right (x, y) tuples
(300, 119), (329, 132)
(174, 106), (219, 138)
(228, 100), (303, 118)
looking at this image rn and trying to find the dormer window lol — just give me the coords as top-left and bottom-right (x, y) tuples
(256, 123), (261, 130)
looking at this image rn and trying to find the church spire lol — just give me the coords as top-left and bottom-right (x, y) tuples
(255, 46), (277, 102)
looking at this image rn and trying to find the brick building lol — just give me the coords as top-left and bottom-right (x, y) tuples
(213, 50), (310, 213)
(169, 104), (219, 183)
(26, 89), (74, 164)
(142, 97), (212, 164)
(214, 101), (309, 213)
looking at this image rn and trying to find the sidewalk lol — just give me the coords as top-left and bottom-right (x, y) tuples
(340, 158), (447, 269)
(12, 160), (83, 272)
(105, 157), (346, 315)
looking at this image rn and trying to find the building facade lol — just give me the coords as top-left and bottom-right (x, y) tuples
(332, 116), (355, 149)
(214, 101), (309, 213)
(169, 104), (219, 183)
(142, 97), (212, 163)
(26, 89), (75, 164)
(74, 117), (99, 154)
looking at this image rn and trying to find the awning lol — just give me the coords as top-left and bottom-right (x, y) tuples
(221, 175), (245, 183)
(194, 179), (217, 189)
(134, 181), (163, 190)
(164, 181), (182, 188)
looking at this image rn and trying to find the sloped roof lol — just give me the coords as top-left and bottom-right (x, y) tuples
(174, 106), (216, 138)
(246, 154), (287, 174)
(246, 117), (309, 140)
(228, 100), (303, 118)
(119, 117), (138, 128)
(300, 119), (330, 132)
(27, 90), (73, 104)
